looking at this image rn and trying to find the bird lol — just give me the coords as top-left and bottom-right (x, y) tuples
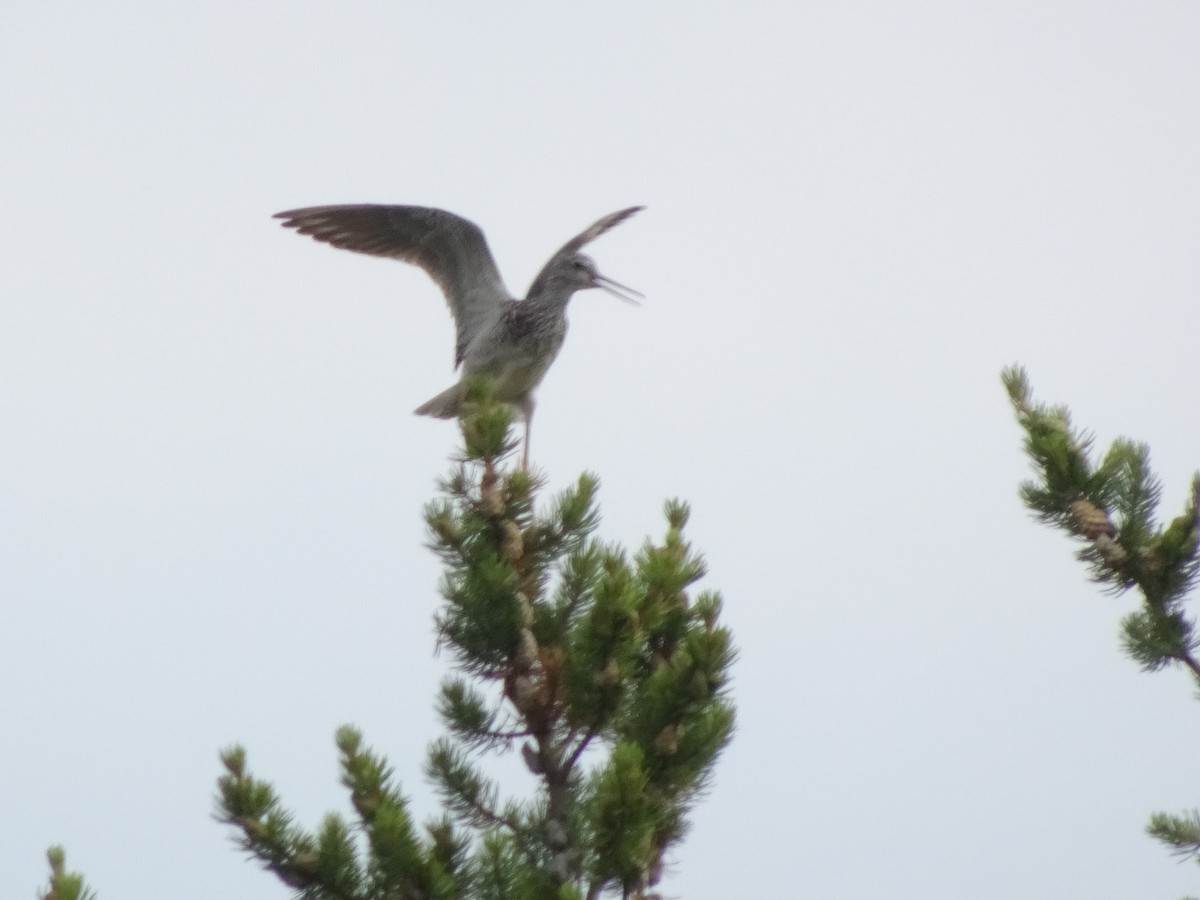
(274, 204), (643, 467)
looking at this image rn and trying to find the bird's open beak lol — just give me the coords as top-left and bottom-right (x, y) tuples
(594, 273), (643, 306)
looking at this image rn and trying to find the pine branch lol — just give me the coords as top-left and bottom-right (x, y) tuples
(563, 725), (600, 780)
(437, 677), (532, 752)
(39, 847), (97, 900)
(426, 739), (526, 838)
(1006, 366), (1200, 882)
(1003, 366), (1200, 676)
(216, 746), (367, 899)
(1148, 811), (1200, 862)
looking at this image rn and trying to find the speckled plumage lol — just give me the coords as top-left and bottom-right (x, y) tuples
(274, 204), (642, 465)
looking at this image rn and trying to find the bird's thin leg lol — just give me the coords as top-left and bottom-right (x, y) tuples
(520, 399), (534, 470)
(523, 415), (532, 470)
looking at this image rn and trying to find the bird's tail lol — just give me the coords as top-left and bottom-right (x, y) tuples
(414, 384), (462, 419)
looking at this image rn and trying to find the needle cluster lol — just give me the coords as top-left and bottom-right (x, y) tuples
(37, 847), (96, 900)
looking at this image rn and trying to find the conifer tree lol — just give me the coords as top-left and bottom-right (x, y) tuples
(1003, 366), (1200, 870)
(213, 379), (737, 899)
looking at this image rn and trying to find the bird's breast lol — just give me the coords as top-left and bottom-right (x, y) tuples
(463, 312), (567, 402)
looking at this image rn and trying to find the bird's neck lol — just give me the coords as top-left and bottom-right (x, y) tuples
(521, 282), (576, 319)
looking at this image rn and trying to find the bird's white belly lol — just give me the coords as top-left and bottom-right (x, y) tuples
(463, 326), (565, 405)
(481, 356), (554, 402)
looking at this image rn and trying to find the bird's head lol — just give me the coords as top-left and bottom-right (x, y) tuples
(564, 253), (642, 305)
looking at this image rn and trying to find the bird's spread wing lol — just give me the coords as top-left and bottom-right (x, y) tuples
(275, 205), (510, 367)
(526, 206), (644, 297)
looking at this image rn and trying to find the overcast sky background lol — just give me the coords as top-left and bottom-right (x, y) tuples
(4, 3), (1200, 897)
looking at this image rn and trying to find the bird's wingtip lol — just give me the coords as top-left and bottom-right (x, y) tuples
(614, 205), (646, 225)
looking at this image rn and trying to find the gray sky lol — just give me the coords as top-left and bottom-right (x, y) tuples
(4, 3), (1200, 897)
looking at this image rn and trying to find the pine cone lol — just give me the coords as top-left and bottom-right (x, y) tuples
(1069, 499), (1117, 540)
